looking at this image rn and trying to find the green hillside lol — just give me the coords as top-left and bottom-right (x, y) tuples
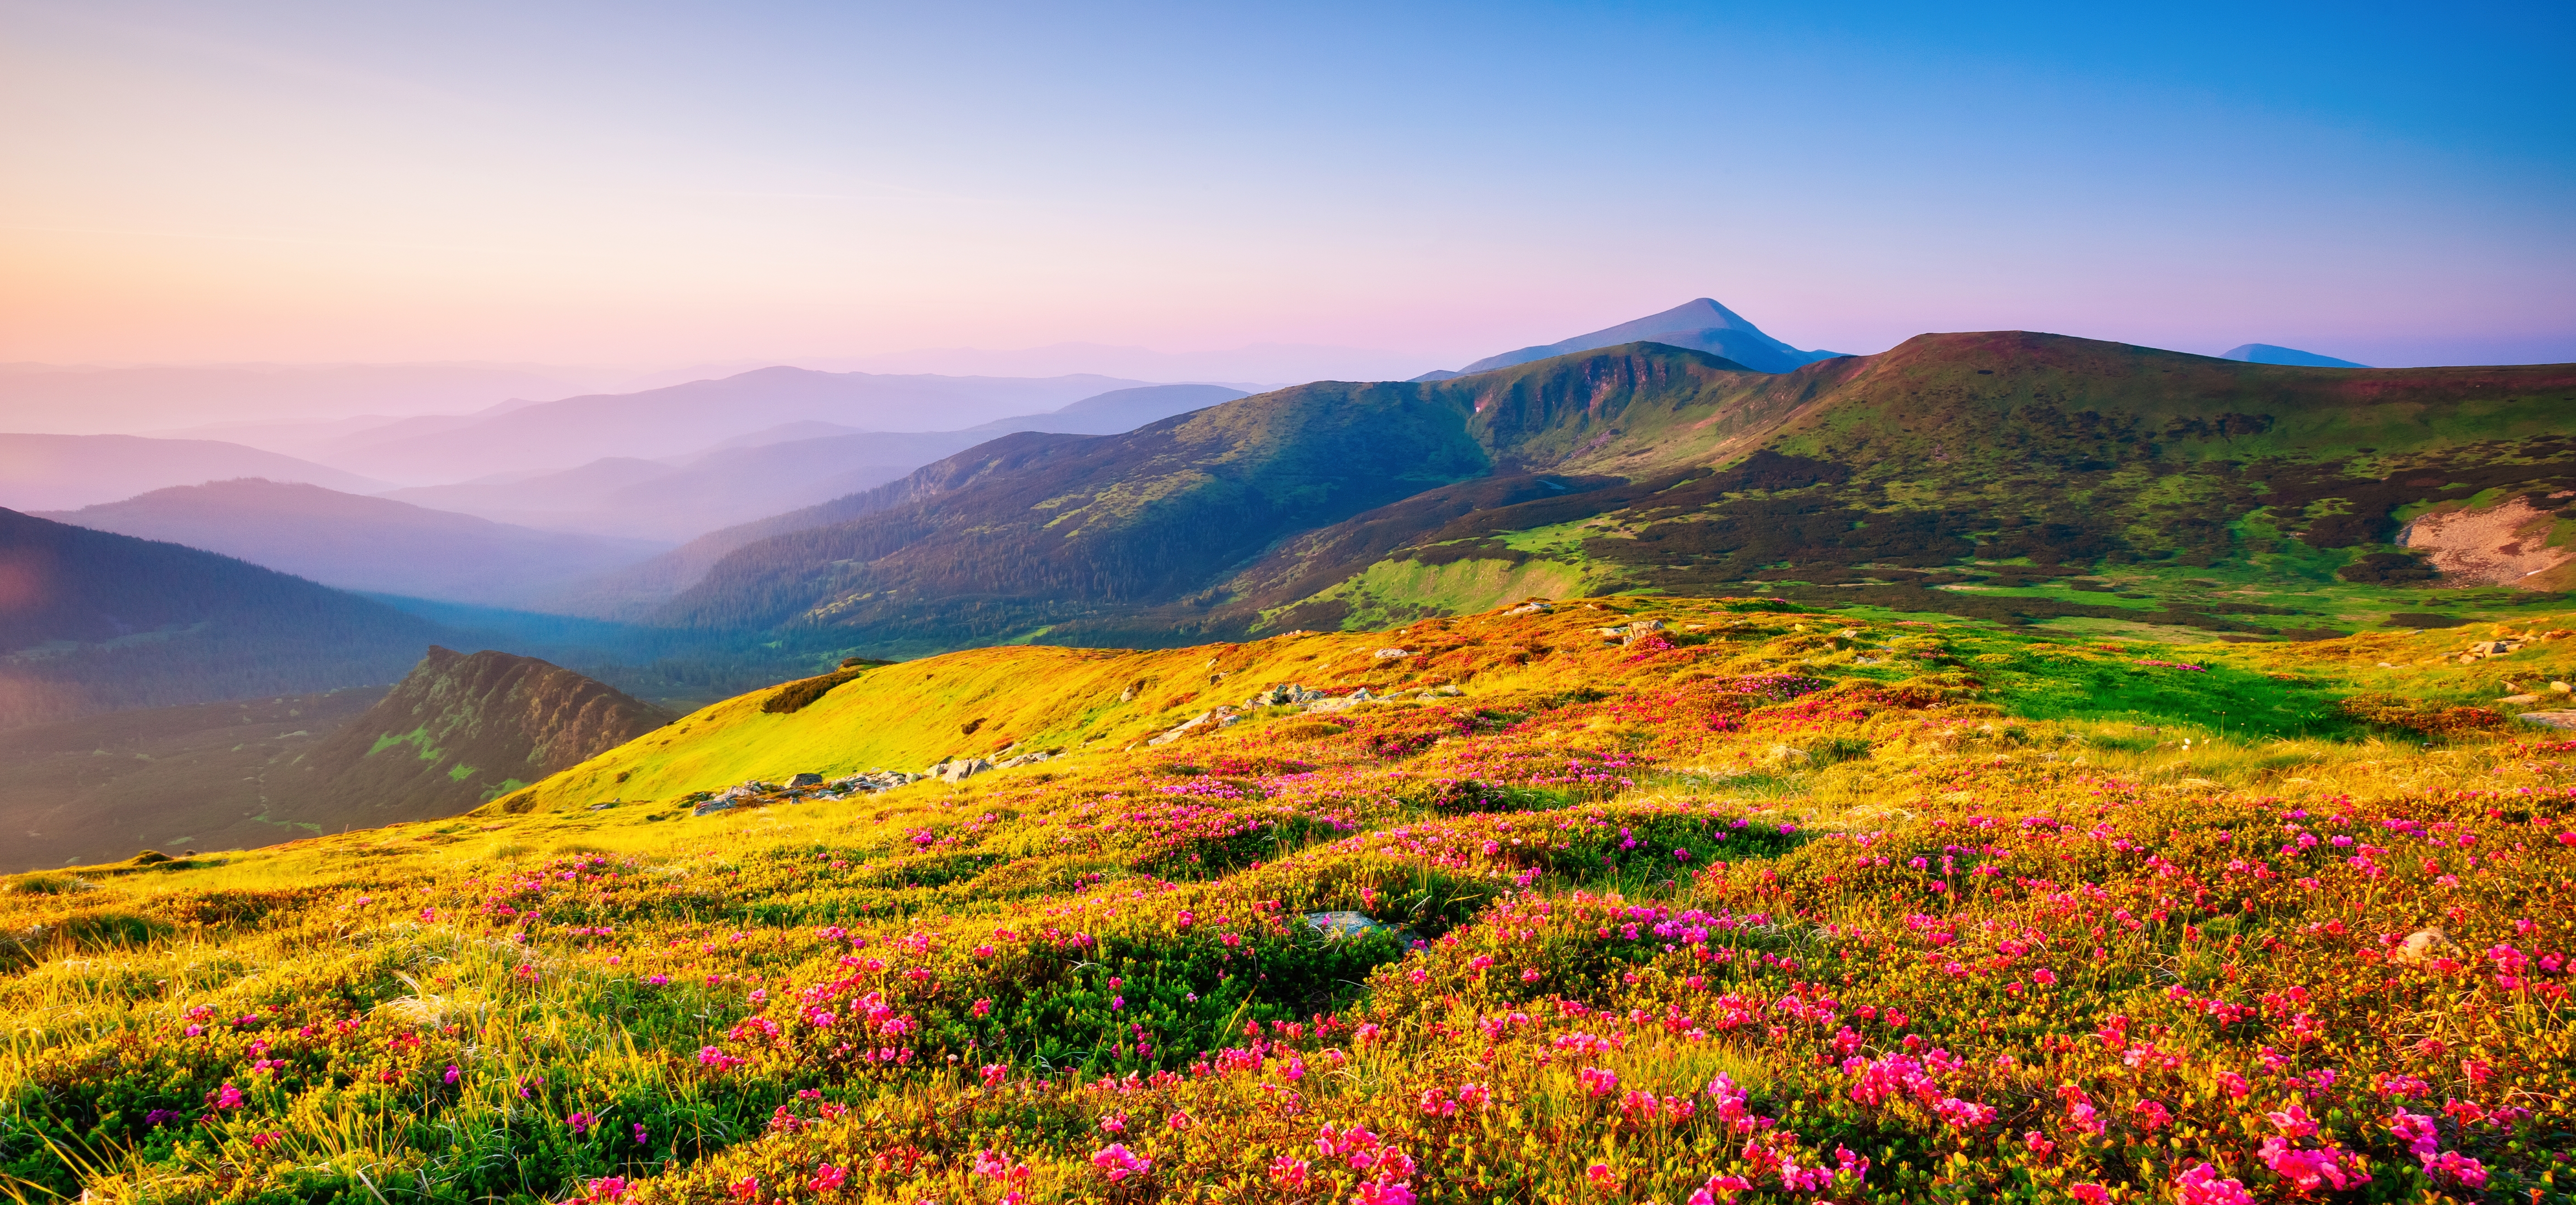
(635, 336), (2574, 659)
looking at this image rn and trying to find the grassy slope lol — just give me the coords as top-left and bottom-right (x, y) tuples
(6, 597), (2576, 1204)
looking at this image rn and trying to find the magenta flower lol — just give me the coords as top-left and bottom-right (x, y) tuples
(2172, 1162), (2255, 1205)
(805, 1162), (847, 1193)
(1092, 1143), (1150, 1182)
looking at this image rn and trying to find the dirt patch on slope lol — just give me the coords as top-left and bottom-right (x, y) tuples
(2401, 497), (2574, 588)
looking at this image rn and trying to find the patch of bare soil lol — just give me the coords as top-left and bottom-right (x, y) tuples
(2401, 497), (2574, 588)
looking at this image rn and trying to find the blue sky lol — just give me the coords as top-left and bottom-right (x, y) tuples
(1, 0), (2568, 370)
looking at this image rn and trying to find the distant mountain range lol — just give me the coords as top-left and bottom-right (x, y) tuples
(0, 361), (601, 435)
(36, 479), (667, 608)
(376, 383), (1247, 542)
(1417, 298), (1845, 379)
(0, 433), (387, 511)
(2221, 343), (2369, 369)
(322, 366), (1160, 483)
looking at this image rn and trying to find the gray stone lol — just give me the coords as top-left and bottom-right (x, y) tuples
(788, 772), (824, 787)
(931, 758), (994, 783)
(2516, 711), (2576, 730)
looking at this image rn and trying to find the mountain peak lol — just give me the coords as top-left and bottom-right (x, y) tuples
(1444, 298), (1843, 376)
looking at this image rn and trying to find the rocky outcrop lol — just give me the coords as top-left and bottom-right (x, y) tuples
(318, 647), (669, 819)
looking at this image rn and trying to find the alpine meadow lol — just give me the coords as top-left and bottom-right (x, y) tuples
(6, 6), (2576, 1205)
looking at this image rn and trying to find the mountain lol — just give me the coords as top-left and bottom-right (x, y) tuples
(0, 687), (386, 870)
(0, 362), (594, 435)
(378, 432), (992, 542)
(0, 508), (441, 727)
(35, 479), (667, 608)
(325, 366), (1155, 483)
(0, 433), (388, 511)
(375, 384), (1250, 545)
(2221, 343), (2369, 368)
(960, 382), (1250, 435)
(642, 333), (2576, 653)
(0, 646), (668, 868)
(1432, 298), (1846, 377)
(296, 646), (670, 817)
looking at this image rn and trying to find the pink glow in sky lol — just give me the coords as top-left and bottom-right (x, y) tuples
(2, 2), (2569, 376)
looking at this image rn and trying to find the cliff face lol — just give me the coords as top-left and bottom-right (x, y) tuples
(305, 647), (670, 818)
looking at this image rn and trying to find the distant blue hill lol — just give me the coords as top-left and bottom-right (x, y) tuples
(2221, 343), (2368, 369)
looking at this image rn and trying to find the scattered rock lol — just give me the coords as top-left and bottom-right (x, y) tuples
(2390, 927), (2461, 966)
(689, 796), (735, 817)
(1372, 647), (1411, 659)
(2516, 711), (2576, 730)
(994, 750), (1055, 770)
(1147, 708), (1240, 746)
(1244, 682), (1326, 709)
(1303, 911), (1416, 944)
(1305, 688), (1377, 713)
(2499, 693), (2541, 704)
(2555, 680), (2573, 694)
(788, 772), (824, 787)
(1505, 601), (1551, 615)
(931, 758), (994, 783)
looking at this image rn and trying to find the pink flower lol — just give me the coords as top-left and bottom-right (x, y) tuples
(566, 1111), (596, 1135)
(1585, 1163), (1620, 1188)
(1581, 1067), (1619, 1097)
(2173, 1161), (2255, 1205)
(2421, 1150), (2487, 1189)
(211, 1083), (245, 1109)
(727, 1177), (759, 1201)
(2031, 968), (2058, 986)
(1353, 1181), (1416, 1205)
(1467, 955), (1494, 971)
(2387, 1109), (2439, 1157)
(2257, 1137), (2363, 1192)
(1099, 1113), (1127, 1134)
(2264, 1101), (2318, 1138)
(583, 1178), (630, 1203)
(805, 1163), (847, 1193)
(980, 1062), (1008, 1087)
(1092, 1144), (1150, 1182)
(1687, 1174), (1754, 1204)
(2069, 1184), (2109, 1205)
(1269, 1156), (1310, 1189)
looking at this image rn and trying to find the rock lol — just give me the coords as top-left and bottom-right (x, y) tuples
(1147, 708), (1240, 746)
(1372, 647), (1411, 659)
(2553, 681), (2572, 694)
(2516, 711), (2576, 730)
(587, 801), (615, 811)
(689, 796), (735, 817)
(1305, 688), (1378, 714)
(2390, 927), (2461, 966)
(788, 772), (823, 787)
(1621, 619), (1667, 646)
(1303, 911), (1415, 944)
(1244, 683), (1325, 709)
(994, 750), (1055, 770)
(931, 758), (993, 783)
(1505, 601), (1551, 615)
(2499, 694), (2542, 704)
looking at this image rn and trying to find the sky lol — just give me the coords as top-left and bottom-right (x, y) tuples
(1, 0), (2570, 378)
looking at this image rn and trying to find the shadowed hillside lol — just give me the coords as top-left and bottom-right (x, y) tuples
(37, 479), (665, 608)
(0, 508), (441, 727)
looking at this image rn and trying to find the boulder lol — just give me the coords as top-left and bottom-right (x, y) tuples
(2516, 711), (2576, 730)
(1372, 647), (1411, 659)
(931, 758), (994, 783)
(2390, 926), (2462, 966)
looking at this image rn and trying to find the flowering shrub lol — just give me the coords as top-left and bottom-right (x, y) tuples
(3, 599), (2572, 1203)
